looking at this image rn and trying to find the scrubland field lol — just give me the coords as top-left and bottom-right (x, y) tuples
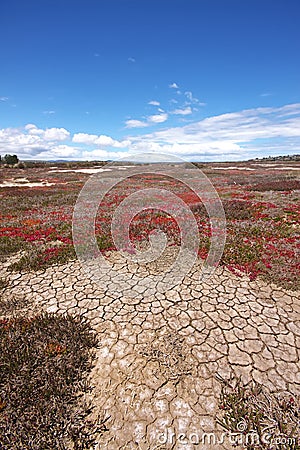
(1, 160), (299, 289)
(0, 160), (300, 449)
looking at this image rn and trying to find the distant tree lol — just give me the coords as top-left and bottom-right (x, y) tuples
(3, 154), (19, 165)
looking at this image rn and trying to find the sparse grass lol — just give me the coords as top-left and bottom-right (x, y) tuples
(0, 312), (108, 449)
(0, 236), (28, 262)
(216, 373), (300, 449)
(9, 244), (76, 272)
(140, 332), (192, 380)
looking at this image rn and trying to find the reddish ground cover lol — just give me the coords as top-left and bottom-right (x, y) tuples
(0, 162), (299, 290)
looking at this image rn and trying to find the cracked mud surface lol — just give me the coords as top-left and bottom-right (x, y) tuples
(1, 253), (300, 450)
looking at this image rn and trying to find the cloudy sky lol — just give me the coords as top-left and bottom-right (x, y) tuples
(1, 0), (300, 161)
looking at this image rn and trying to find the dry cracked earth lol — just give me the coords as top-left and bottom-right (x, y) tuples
(1, 248), (300, 450)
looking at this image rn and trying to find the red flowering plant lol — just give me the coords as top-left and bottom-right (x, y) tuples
(0, 164), (299, 290)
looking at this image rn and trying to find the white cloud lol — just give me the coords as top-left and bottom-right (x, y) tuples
(124, 112), (168, 128)
(148, 100), (160, 106)
(184, 91), (194, 102)
(95, 135), (130, 148)
(24, 124), (69, 141)
(0, 96), (8, 102)
(184, 91), (205, 105)
(169, 82), (179, 89)
(172, 106), (193, 115)
(43, 128), (70, 141)
(73, 132), (130, 148)
(95, 135), (115, 146)
(25, 124), (44, 136)
(126, 103), (300, 160)
(81, 149), (108, 159)
(73, 133), (98, 144)
(147, 113), (168, 124)
(260, 92), (273, 97)
(129, 140), (241, 157)
(0, 125), (78, 160)
(81, 149), (131, 161)
(41, 145), (79, 158)
(125, 119), (149, 128)
(2, 103), (300, 162)
(43, 110), (55, 115)
(128, 57), (136, 63)
(112, 139), (131, 148)
(184, 92), (206, 106)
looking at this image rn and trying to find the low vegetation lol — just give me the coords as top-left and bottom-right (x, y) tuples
(0, 163), (299, 289)
(0, 312), (108, 449)
(216, 373), (300, 449)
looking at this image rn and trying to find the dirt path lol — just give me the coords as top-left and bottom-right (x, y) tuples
(1, 255), (299, 449)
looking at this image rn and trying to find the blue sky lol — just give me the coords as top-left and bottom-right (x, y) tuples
(0, 0), (300, 161)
